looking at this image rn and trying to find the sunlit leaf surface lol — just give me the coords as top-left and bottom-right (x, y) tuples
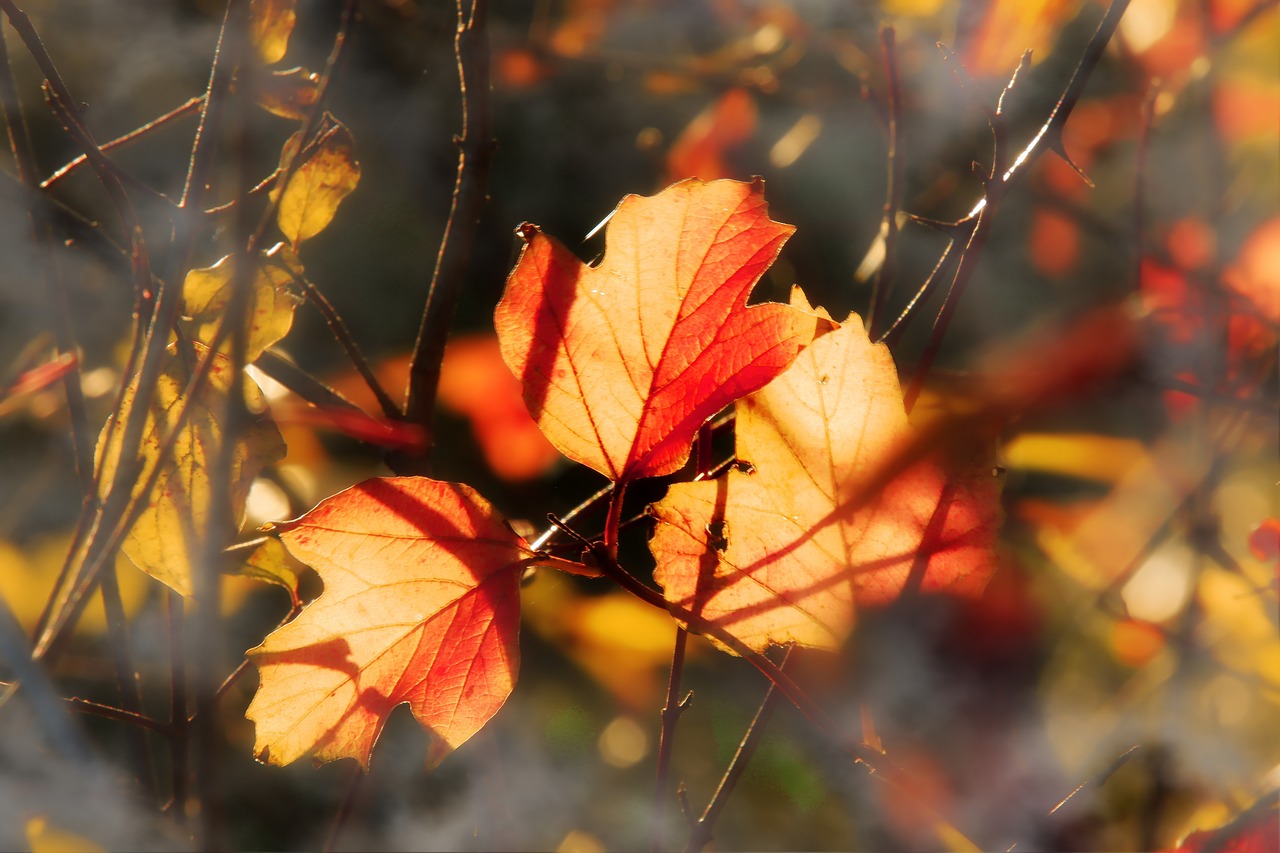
(651, 291), (1001, 653)
(495, 178), (831, 484)
(247, 477), (528, 769)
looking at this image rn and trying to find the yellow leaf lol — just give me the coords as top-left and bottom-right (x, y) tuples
(181, 243), (303, 363)
(24, 817), (104, 853)
(1003, 432), (1147, 484)
(0, 536), (147, 636)
(272, 122), (360, 247)
(96, 345), (286, 597)
(250, 0), (298, 65)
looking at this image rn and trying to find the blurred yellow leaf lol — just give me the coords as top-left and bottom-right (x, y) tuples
(256, 66), (320, 120)
(229, 536), (304, 608)
(1037, 433), (1207, 591)
(24, 817), (104, 853)
(0, 536), (147, 636)
(522, 572), (684, 709)
(250, 0), (298, 65)
(181, 243), (303, 363)
(96, 345), (286, 597)
(1199, 568), (1280, 687)
(272, 122), (360, 247)
(1004, 432), (1147, 484)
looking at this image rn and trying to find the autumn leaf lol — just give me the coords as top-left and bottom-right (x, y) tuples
(495, 178), (831, 484)
(96, 345), (286, 597)
(256, 67), (320, 121)
(272, 121), (360, 248)
(247, 476), (529, 769)
(250, 0), (298, 65)
(650, 291), (1000, 653)
(181, 243), (303, 362)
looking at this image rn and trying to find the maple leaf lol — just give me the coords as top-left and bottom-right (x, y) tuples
(650, 291), (1000, 653)
(96, 345), (285, 597)
(495, 178), (831, 484)
(246, 476), (529, 769)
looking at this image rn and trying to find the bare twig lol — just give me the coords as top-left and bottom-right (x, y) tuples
(275, 263), (401, 419)
(41, 95), (204, 189)
(888, 0), (1132, 409)
(866, 25), (904, 340)
(686, 648), (792, 853)
(402, 0), (495, 466)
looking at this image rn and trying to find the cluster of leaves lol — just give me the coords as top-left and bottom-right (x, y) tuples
(0, 0), (1276, 851)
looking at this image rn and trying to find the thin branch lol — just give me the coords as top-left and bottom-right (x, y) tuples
(867, 25), (904, 340)
(41, 94), (204, 189)
(276, 263), (400, 419)
(893, 0), (1131, 407)
(402, 0), (495, 466)
(686, 648), (792, 852)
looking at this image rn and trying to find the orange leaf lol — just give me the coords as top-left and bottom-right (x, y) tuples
(246, 477), (528, 769)
(650, 291), (1000, 653)
(437, 336), (560, 482)
(666, 88), (757, 182)
(250, 0), (297, 65)
(495, 178), (831, 484)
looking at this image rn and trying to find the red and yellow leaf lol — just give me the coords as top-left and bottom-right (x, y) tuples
(246, 476), (528, 769)
(495, 178), (831, 484)
(650, 291), (1000, 653)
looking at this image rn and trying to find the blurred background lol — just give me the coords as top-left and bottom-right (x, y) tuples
(0, 0), (1276, 850)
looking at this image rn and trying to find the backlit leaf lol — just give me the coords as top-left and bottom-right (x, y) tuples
(96, 345), (286, 597)
(229, 537), (304, 609)
(650, 291), (1000, 653)
(495, 178), (831, 484)
(250, 0), (298, 65)
(272, 122), (360, 247)
(181, 243), (303, 363)
(247, 476), (528, 769)
(256, 67), (320, 121)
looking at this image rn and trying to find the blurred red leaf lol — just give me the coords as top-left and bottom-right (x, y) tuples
(1248, 518), (1280, 564)
(247, 477), (528, 769)
(273, 404), (427, 453)
(666, 87), (757, 182)
(495, 178), (830, 484)
(437, 335), (560, 482)
(1172, 799), (1279, 853)
(964, 0), (1072, 75)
